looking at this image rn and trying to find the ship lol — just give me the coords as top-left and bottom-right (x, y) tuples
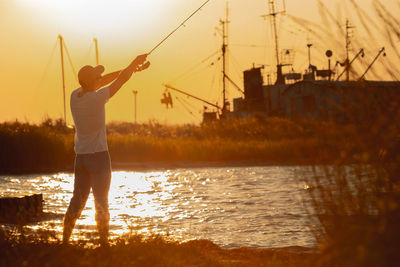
(161, 0), (400, 124)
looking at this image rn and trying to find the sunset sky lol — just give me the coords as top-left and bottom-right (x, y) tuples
(0, 0), (398, 125)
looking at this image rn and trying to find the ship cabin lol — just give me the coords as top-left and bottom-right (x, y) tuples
(233, 66), (400, 122)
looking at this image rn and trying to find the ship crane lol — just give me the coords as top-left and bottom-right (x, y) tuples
(162, 84), (222, 111)
(358, 47), (386, 81)
(336, 48), (365, 81)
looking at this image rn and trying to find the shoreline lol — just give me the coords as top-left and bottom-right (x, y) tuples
(0, 230), (318, 266)
(1, 160), (318, 176)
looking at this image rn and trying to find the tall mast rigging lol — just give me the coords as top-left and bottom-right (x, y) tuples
(263, 0), (286, 85)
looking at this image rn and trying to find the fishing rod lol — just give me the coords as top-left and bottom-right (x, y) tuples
(147, 0), (211, 55)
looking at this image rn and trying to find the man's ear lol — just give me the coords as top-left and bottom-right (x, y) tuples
(79, 80), (87, 88)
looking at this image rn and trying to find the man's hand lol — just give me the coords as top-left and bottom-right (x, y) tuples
(108, 53), (151, 98)
(135, 61), (151, 72)
(133, 54), (148, 67)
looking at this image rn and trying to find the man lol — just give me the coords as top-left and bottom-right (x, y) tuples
(63, 54), (150, 245)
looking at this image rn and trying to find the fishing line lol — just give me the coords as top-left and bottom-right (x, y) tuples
(147, 0), (211, 55)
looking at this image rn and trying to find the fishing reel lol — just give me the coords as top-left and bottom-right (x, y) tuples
(135, 61), (151, 72)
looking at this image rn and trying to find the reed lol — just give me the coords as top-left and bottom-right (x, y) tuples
(0, 117), (353, 174)
(301, 1), (400, 265)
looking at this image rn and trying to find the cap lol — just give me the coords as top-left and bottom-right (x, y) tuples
(78, 65), (105, 87)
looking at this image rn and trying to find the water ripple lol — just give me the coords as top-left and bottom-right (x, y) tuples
(0, 166), (314, 248)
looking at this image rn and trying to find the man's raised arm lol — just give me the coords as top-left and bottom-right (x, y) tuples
(99, 71), (122, 88)
(109, 54), (149, 98)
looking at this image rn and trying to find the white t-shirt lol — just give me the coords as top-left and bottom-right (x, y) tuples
(70, 87), (110, 154)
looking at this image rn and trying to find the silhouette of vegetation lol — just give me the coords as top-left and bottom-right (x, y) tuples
(303, 90), (400, 267)
(0, 226), (316, 267)
(0, 116), (367, 174)
(0, 119), (74, 174)
(301, 1), (400, 266)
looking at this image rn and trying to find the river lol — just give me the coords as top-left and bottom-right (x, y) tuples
(0, 166), (316, 248)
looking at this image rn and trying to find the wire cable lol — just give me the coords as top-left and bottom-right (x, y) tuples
(32, 37), (59, 108)
(62, 41), (79, 83)
(168, 50), (219, 84)
(175, 96), (201, 120)
(34, 37), (58, 93)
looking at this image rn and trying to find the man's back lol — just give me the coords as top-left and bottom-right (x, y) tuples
(70, 86), (110, 154)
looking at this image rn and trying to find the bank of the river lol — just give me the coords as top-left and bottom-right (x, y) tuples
(0, 118), (360, 175)
(0, 231), (317, 267)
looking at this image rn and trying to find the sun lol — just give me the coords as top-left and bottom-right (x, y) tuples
(17, 0), (168, 37)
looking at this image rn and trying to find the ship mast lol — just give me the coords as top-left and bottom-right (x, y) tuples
(94, 38), (99, 65)
(58, 35), (67, 125)
(270, 1), (280, 68)
(220, 1), (230, 116)
(263, 0), (286, 84)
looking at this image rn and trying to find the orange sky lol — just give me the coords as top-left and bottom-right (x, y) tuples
(0, 0), (398, 125)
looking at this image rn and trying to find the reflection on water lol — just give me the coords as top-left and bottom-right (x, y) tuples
(0, 166), (315, 248)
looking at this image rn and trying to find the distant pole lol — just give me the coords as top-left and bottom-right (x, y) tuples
(307, 43), (312, 70)
(345, 19), (354, 82)
(58, 35), (67, 125)
(94, 38), (99, 65)
(132, 90), (138, 124)
(328, 59), (331, 81)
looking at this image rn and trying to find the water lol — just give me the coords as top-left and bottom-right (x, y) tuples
(0, 166), (315, 248)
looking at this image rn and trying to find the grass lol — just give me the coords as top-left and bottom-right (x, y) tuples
(302, 97), (400, 266)
(0, 116), (359, 174)
(299, 2), (400, 265)
(0, 227), (317, 267)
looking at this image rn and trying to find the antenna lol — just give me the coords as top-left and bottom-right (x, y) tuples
(262, 0), (286, 84)
(345, 19), (355, 81)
